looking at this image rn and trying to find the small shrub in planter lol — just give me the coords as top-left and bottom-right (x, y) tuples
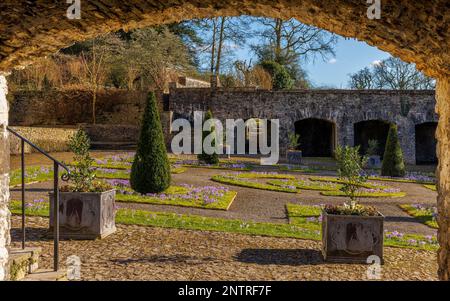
(322, 146), (384, 263)
(381, 124), (406, 177)
(49, 129), (116, 239)
(286, 133), (302, 165)
(366, 139), (381, 169)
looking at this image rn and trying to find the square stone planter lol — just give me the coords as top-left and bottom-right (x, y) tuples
(49, 189), (116, 240)
(287, 150), (302, 165)
(322, 211), (384, 263)
(367, 155), (381, 169)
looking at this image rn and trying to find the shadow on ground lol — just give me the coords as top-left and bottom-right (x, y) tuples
(235, 248), (323, 266)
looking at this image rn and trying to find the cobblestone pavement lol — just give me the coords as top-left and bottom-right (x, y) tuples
(10, 216), (437, 281)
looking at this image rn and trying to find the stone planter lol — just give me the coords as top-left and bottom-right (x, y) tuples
(287, 150), (302, 164)
(322, 211), (384, 263)
(49, 189), (116, 240)
(367, 155), (381, 169)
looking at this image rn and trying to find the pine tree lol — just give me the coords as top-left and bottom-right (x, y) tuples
(130, 91), (171, 193)
(381, 124), (406, 177)
(197, 110), (220, 164)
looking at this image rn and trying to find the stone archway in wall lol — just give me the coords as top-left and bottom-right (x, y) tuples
(415, 122), (438, 165)
(0, 1), (450, 280)
(294, 118), (335, 157)
(354, 120), (391, 158)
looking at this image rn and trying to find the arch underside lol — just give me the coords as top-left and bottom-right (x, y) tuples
(0, 1), (449, 78)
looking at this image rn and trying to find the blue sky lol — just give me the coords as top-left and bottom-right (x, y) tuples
(233, 36), (391, 88)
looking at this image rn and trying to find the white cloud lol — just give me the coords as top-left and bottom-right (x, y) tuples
(328, 58), (337, 64)
(371, 60), (383, 66)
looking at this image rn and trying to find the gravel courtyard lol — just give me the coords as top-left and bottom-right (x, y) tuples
(10, 216), (437, 281)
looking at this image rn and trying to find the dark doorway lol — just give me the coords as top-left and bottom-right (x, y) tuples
(354, 120), (390, 157)
(294, 118), (335, 157)
(415, 122), (438, 165)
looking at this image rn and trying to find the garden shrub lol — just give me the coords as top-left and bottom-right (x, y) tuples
(130, 91), (171, 193)
(381, 124), (406, 177)
(259, 60), (294, 90)
(197, 110), (220, 165)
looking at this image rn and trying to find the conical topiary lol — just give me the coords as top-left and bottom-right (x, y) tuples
(130, 91), (171, 193)
(381, 124), (406, 177)
(197, 110), (219, 165)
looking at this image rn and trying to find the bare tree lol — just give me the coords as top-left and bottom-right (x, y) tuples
(233, 60), (272, 89)
(348, 67), (377, 89)
(195, 17), (251, 77)
(252, 18), (337, 66)
(348, 57), (436, 90)
(79, 40), (109, 124)
(373, 57), (435, 90)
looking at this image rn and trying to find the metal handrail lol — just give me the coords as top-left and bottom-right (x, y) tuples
(7, 126), (70, 271)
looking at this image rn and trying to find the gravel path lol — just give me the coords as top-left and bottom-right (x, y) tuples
(10, 216), (437, 281)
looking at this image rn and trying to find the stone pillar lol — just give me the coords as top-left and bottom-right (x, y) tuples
(337, 119), (354, 147)
(397, 120), (416, 165)
(436, 77), (450, 280)
(0, 74), (10, 281)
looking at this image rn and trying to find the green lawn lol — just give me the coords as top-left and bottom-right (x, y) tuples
(320, 190), (406, 198)
(308, 176), (389, 189)
(268, 179), (340, 191)
(399, 204), (438, 229)
(9, 200), (438, 251)
(10, 166), (54, 187)
(368, 176), (435, 185)
(211, 175), (298, 193)
(94, 166), (186, 179)
(423, 184), (437, 191)
(116, 185), (237, 210)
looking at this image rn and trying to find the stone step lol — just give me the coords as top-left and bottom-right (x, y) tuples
(7, 247), (41, 280)
(21, 269), (67, 281)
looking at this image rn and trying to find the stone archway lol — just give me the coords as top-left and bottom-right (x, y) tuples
(0, 1), (449, 280)
(354, 120), (391, 158)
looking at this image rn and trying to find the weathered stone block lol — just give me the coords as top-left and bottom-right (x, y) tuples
(286, 150), (302, 165)
(49, 190), (116, 240)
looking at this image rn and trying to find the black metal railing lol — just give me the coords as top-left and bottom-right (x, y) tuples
(7, 127), (70, 271)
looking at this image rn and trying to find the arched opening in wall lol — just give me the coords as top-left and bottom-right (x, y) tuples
(415, 122), (438, 165)
(354, 120), (390, 158)
(294, 118), (335, 157)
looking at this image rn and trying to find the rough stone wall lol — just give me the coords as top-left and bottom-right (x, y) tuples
(436, 78), (450, 280)
(9, 90), (149, 126)
(0, 1), (448, 79)
(9, 126), (78, 155)
(0, 74), (10, 280)
(168, 88), (437, 163)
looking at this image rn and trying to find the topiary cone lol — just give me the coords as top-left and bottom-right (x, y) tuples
(381, 123), (406, 177)
(197, 110), (219, 165)
(130, 91), (171, 193)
